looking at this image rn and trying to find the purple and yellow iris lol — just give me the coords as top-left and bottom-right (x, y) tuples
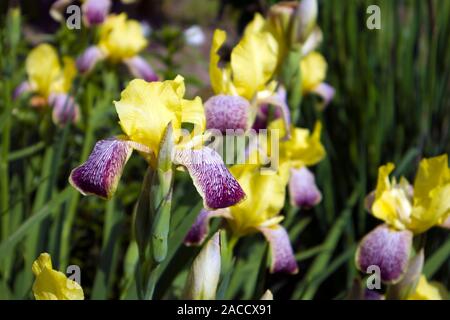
(69, 76), (245, 210)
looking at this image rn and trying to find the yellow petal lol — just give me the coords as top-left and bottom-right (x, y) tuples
(228, 165), (286, 236)
(270, 120), (325, 168)
(374, 163), (395, 200)
(231, 30), (278, 100)
(300, 51), (327, 92)
(209, 29), (232, 95)
(114, 78), (183, 156)
(99, 13), (147, 61)
(32, 253), (52, 276)
(32, 253), (84, 300)
(50, 56), (76, 94)
(181, 97), (206, 134)
(33, 268), (84, 300)
(408, 275), (443, 300)
(26, 44), (62, 98)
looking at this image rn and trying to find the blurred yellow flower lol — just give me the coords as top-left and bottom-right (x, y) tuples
(25, 44), (76, 99)
(300, 51), (327, 92)
(99, 13), (147, 62)
(407, 275), (443, 300)
(210, 14), (278, 101)
(32, 253), (84, 300)
(372, 154), (450, 234)
(114, 75), (205, 160)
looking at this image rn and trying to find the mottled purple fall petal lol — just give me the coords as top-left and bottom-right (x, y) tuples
(69, 138), (133, 199)
(174, 147), (245, 210)
(364, 289), (385, 300)
(204, 95), (250, 133)
(76, 46), (104, 74)
(356, 224), (413, 284)
(184, 208), (229, 245)
(289, 167), (322, 208)
(48, 93), (80, 126)
(259, 225), (298, 274)
(82, 0), (111, 26)
(123, 56), (158, 82)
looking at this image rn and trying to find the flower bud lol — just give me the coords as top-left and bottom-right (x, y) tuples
(124, 56), (159, 82)
(48, 93), (79, 126)
(76, 46), (104, 74)
(294, 0), (318, 43)
(267, 2), (297, 44)
(204, 95), (250, 133)
(82, 0), (111, 26)
(184, 232), (221, 300)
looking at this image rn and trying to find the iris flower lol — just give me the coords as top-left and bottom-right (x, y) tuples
(32, 253), (84, 300)
(207, 17), (291, 135)
(76, 13), (158, 82)
(15, 43), (79, 126)
(185, 163), (298, 274)
(268, 119), (325, 208)
(69, 76), (245, 210)
(356, 155), (450, 283)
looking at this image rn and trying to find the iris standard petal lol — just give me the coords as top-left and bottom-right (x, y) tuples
(300, 51), (327, 93)
(355, 224), (413, 284)
(289, 166), (322, 208)
(259, 225), (298, 274)
(204, 95), (250, 133)
(174, 147), (245, 210)
(69, 138), (133, 199)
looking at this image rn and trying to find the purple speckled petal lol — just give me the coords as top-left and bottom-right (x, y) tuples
(174, 147), (245, 210)
(312, 82), (335, 106)
(184, 208), (228, 246)
(69, 138), (133, 199)
(82, 0), (111, 26)
(204, 95), (250, 133)
(124, 56), (159, 82)
(76, 46), (104, 74)
(48, 93), (80, 126)
(289, 167), (322, 208)
(259, 225), (298, 274)
(356, 224), (413, 284)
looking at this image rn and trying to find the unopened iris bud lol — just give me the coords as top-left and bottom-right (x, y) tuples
(124, 56), (158, 82)
(48, 93), (80, 127)
(289, 167), (322, 208)
(82, 0), (111, 26)
(184, 232), (221, 300)
(76, 46), (104, 74)
(267, 2), (297, 45)
(294, 0), (318, 43)
(204, 95), (250, 133)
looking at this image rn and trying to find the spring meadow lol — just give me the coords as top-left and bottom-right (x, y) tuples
(0, 0), (448, 302)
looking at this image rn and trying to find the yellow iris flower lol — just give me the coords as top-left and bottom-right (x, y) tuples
(25, 44), (76, 99)
(32, 253), (84, 300)
(407, 275), (444, 300)
(268, 118), (325, 171)
(300, 51), (327, 93)
(227, 164), (287, 236)
(98, 13), (148, 62)
(114, 75), (205, 161)
(372, 154), (450, 234)
(209, 13), (278, 101)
